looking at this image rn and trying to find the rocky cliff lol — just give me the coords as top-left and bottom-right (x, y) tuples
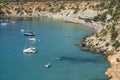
(0, 1), (100, 17)
(106, 54), (120, 80)
(81, 0), (120, 80)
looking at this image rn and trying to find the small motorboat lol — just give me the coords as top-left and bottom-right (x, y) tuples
(23, 47), (37, 53)
(66, 35), (71, 37)
(24, 31), (35, 36)
(45, 63), (51, 68)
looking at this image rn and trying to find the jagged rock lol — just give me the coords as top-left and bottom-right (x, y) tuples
(106, 54), (120, 80)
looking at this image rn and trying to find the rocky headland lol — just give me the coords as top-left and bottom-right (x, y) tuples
(80, 0), (120, 80)
(0, 1), (120, 80)
(106, 54), (120, 80)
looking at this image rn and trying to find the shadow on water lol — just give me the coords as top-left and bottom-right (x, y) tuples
(57, 56), (106, 64)
(89, 77), (109, 80)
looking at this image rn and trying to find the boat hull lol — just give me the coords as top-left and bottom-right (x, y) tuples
(24, 32), (35, 36)
(23, 47), (37, 53)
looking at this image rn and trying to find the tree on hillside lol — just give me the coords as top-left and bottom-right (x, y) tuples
(0, 0), (6, 3)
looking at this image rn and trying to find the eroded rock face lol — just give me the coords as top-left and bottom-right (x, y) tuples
(84, 36), (120, 80)
(82, 35), (116, 55)
(0, 1), (100, 17)
(106, 54), (120, 80)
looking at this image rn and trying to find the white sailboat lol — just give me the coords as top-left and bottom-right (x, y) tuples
(22, 20), (37, 54)
(23, 47), (37, 53)
(23, 39), (37, 53)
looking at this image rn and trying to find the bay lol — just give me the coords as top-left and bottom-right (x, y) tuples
(0, 17), (109, 80)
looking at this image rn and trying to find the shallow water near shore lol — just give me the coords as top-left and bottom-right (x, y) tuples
(0, 17), (109, 80)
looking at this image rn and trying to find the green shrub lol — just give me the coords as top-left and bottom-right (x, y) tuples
(108, 8), (113, 15)
(112, 40), (120, 48)
(99, 29), (107, 37)
(93, 12), (107, 22)
(28, 8), (33, 13)
(93, 15), (100, 22)
(105, 42), (110, 46)
(111, 31), (118, 40)
(99, 1), (105, 7)
(59, 5), (65, 10)
(50, 8), (54, 13)
(35, 7), (42, 12)
(110, 26), (118, 40)
(6, 10), (11, 14)
(73, 8), (79, 14)
(0, 9), (4, 15)
(84, 19), (92, 22)
(16, 8), (22, 14)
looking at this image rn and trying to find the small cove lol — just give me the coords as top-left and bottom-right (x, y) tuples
(0, 17), (110, 80)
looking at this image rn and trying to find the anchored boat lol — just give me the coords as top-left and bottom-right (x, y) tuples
(24, 31), (35, 36)
(23, 38), (37, 54)
(45, 63), (51, 68)
(23, 47), (37, 53)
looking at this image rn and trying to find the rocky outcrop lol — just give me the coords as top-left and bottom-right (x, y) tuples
(106, 54), (120, 80)
(81, 1), (120, 79)
(82, 28), (120, 80)
(82, 23), (120, 80)
(82, 34), (120, 55)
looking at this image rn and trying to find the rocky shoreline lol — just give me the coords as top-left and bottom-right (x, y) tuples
(105, 54), (120, 80)
(81, 33), (120, 80)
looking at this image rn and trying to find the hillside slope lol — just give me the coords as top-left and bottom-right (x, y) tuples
(81, 0), (120, 80)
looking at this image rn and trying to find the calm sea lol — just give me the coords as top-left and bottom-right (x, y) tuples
(0, 17), (109, 80)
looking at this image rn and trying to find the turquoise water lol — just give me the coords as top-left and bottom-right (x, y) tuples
(0, 18), (109, 80)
